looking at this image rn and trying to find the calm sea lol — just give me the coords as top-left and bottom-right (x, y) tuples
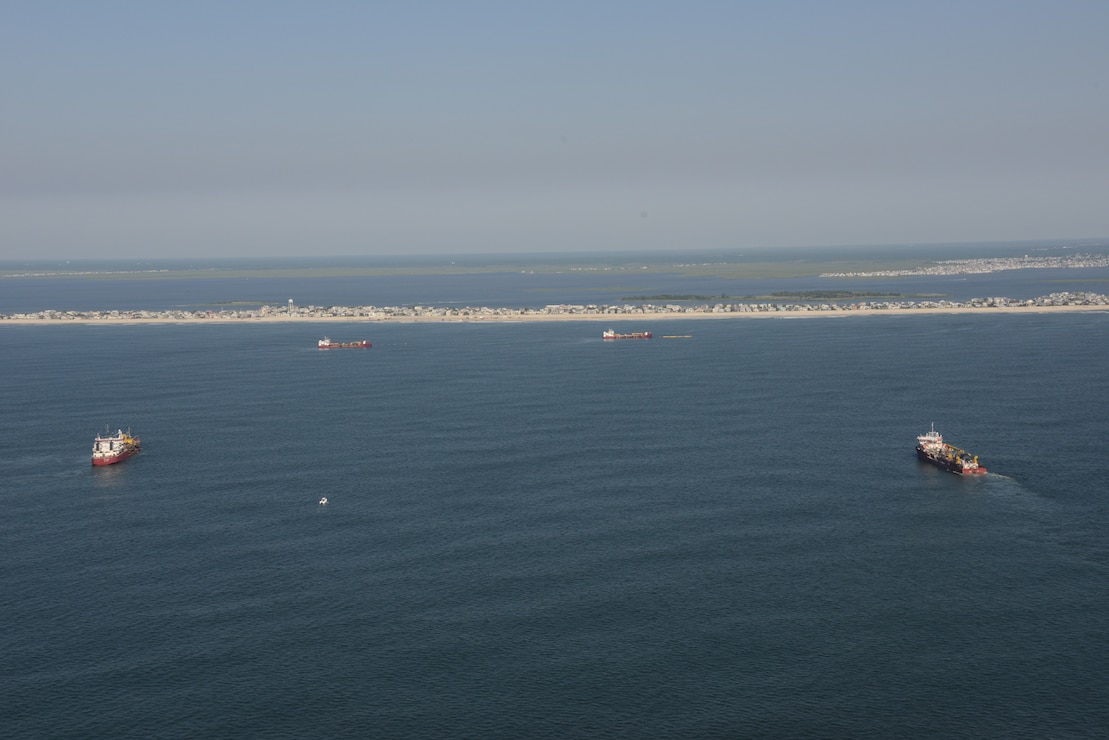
(3, 309), (1109, 736)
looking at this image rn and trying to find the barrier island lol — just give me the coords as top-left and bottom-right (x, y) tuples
(3, 291), (1107, 324)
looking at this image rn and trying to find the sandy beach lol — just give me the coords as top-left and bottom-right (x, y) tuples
(2, 304), (1106, 326)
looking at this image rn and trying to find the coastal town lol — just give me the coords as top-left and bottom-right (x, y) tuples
(820, 251), (1109, 277)
(3, 291), (1107, 322)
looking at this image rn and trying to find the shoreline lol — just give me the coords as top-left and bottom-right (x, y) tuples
(2, 304), (1107, 326)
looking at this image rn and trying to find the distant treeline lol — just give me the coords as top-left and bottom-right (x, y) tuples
(763, 291), (902, 299)
(622, 291), (904, 301)
(620, 294), (722, 301)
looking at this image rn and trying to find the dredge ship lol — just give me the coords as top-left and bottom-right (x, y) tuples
(915, 423), (986, 475)
(602, 329), (653, 340)
(318, 337), (371, 349)
(92, 428), (141, 466)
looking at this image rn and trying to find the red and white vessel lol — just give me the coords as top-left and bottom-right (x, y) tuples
(318, 337), (371, 349)
(92, 428), (141, 466)
(915, 423), (986, 475)
(602, 329), (652, 340)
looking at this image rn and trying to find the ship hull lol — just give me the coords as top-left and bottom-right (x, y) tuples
(318, 340), (371, 349)
(916, 447), (987, 475)
(92, 447), (139, 466)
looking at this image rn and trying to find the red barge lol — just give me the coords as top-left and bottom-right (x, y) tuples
(92, 428), (141, 466)
(602, 329), (652, 340)
(916, 424), (986, 475)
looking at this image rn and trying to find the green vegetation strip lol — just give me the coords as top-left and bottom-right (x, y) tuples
(622, 291), (914, 301)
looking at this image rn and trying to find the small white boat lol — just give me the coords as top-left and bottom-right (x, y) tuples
(319, 497), (328, 505)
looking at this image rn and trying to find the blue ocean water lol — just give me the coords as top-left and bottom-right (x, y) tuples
(3, 313), (1109, 737)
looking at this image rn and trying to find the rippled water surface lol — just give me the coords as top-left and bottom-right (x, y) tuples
(3, 314), (1108, 737)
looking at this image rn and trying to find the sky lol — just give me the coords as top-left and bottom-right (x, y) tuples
(2, 0), (1108, 259)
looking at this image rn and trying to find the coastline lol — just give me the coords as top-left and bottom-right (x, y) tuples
(2, 304), (1107, 326)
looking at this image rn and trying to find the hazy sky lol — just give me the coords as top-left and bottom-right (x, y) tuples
(3, 1), (1107, 259)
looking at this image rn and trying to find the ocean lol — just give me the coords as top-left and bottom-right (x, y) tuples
(3, 284), (1109, 736)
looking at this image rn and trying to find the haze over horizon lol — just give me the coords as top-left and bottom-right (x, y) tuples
(3, 1), (1108, 260)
